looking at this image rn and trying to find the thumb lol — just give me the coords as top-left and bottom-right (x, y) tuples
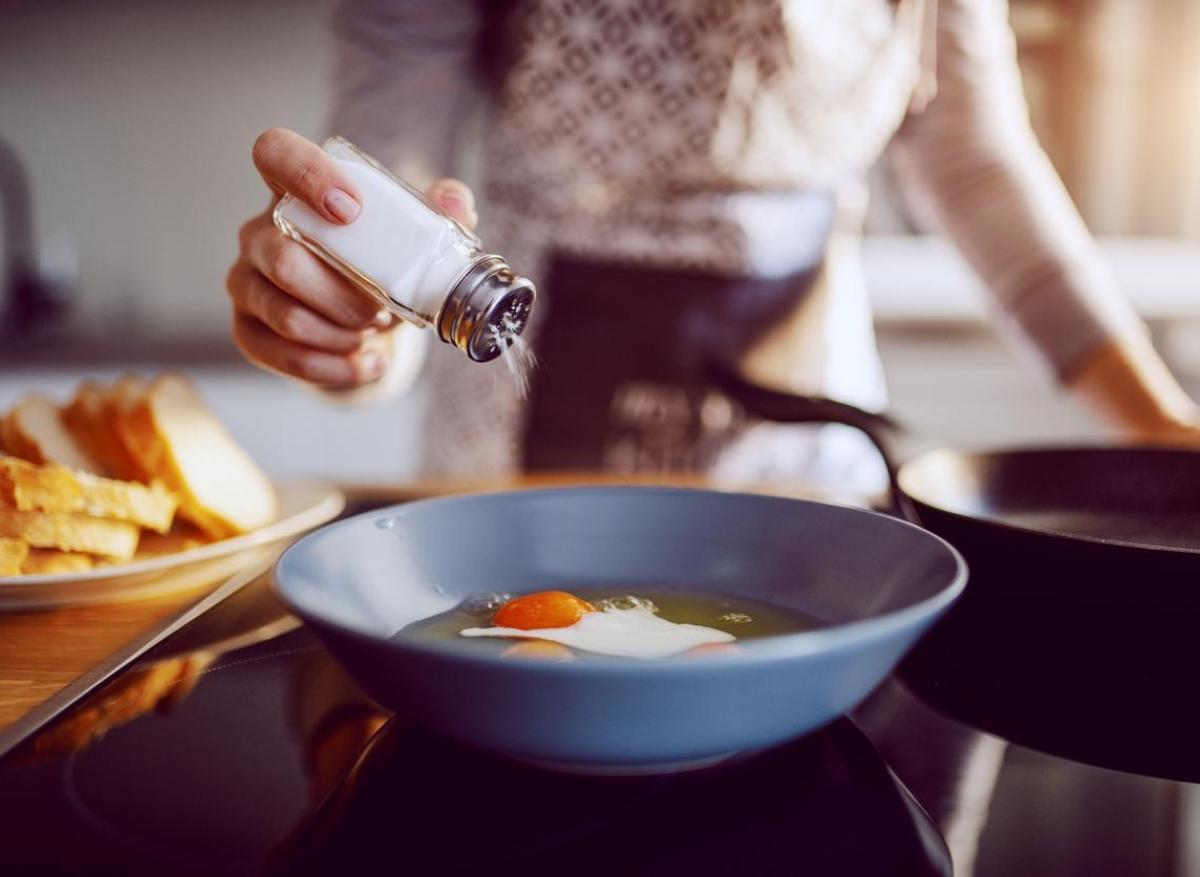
(425, 178), (478, 231)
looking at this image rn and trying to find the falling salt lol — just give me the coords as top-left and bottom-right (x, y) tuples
(719, 612), (753, 624)
(490, 313), (539, 399)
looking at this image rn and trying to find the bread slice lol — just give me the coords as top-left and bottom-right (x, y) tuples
(4, 393), (104, 474)
(104, 375), (152, 480)
(62, 381), (145, 481)
(109, 374), (148, 410)
(0, 538), (28, 575)
(117, 374), (276, 539)
(0, 457), (178, 533)
(0, 507), (139, 560)
(135, 522), (210, 558)
(2, 410), (34, 461)
(21, 548), (96, 575)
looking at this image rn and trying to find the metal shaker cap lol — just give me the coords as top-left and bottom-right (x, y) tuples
(437, 255), (536, 362)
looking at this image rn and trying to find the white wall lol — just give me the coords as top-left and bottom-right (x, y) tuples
(4, 1), (1199, 343)
(0, 0), (332, 340)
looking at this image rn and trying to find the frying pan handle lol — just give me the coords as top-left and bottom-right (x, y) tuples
(706, 362), (916, 521)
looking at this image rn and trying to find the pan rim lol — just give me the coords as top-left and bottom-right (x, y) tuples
(273, 485), (968, 673)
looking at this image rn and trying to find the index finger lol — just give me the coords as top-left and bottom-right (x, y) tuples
(252, 127), (361, 224)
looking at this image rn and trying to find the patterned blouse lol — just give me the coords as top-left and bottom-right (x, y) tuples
(327, 0), (1145, 486)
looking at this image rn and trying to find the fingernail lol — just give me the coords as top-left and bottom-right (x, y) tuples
(324, 188), (360, 223)
(372, 310), (393, 329)
(437, 192), (467, 212)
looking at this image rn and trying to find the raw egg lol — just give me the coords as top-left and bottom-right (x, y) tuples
(461, 591), (735, 659)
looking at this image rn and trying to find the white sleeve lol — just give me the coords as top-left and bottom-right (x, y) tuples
(326, 0), (483, 187)
(310, 321), (431, 407)
(891, 0), (1147, 380)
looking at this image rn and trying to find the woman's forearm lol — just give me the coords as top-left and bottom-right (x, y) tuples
(1069, 336), (1200, 443)
(891, 0), (1200, 446)
(891, 0), (1148, 383)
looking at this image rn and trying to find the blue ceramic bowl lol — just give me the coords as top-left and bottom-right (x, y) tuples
(274, 488), (966, 771)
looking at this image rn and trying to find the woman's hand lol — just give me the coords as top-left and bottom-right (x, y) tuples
(1157, 424), (1200, 446)
(227, 127), (477, 389)
(1141, 409), (1200, 447)
(1071, 336), (1200, 447)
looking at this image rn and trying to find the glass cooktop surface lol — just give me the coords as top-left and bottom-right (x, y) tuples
(0, 502), (1194, 877)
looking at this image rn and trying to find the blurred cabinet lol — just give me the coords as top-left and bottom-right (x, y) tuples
(1013, 0), (1200, 239)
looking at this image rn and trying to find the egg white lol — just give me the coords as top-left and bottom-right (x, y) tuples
(460, 607), (736, 659)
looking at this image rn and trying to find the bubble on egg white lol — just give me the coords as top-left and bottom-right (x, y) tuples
(595, 595), (659, 614)
(461, 592), (512, 614)
(718, 612), (753, 624)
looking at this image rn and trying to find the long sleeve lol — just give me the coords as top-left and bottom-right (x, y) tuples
(318, 0), (482, 405)
(328, 0), (483, 185)
(890, 0), (1147, 380)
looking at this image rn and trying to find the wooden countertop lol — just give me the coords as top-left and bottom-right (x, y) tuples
(0, 584), (226, 734)
(0, 475), (856, 750)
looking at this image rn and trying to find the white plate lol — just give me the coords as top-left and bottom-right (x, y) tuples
(0, 480), (345, 609)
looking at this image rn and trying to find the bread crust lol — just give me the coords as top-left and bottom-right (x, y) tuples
(120, 374), (276, 539)
(62, 381), (145, 481)
(0, 507), (139, 560)
(0, 457), (178, 534)
(0, 538), (28, 575)
(21, 548), (96, 575)
(5, 394), (104, 473)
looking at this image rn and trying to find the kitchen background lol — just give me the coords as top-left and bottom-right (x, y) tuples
(2, 0), (1200, 481)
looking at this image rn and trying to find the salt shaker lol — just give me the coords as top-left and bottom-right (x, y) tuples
(273, 137), (535, 363)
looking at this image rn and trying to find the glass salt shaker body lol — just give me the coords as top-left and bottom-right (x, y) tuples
(273, 137), (535, 363)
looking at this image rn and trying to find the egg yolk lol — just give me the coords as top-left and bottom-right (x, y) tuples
(492, 590), (596, 630)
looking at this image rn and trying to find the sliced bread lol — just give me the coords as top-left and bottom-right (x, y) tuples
(0, 456), (178, 533)
(62, 381), (145, 481)
(104, 375), (152, 480)
(4, 393), (104, 474)
(21, 548), (96, 575)
(0, 538), (28, 575)
(135, 522), (210, 558)
(117, 374), (276, 539)
(0, 507), (139, 560)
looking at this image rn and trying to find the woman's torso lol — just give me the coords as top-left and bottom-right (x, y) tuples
(481, 0), (921, 274)
(420, 0), (927, 488)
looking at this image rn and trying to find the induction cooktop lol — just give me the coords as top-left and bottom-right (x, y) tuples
(0, 501), (1194, 876)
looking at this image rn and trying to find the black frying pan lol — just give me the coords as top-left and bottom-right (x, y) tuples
(710, 364), (1200, 782)
(713, 365), (1200, 556)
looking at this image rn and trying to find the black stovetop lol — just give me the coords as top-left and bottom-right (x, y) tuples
(0, 507), (1195, 876)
